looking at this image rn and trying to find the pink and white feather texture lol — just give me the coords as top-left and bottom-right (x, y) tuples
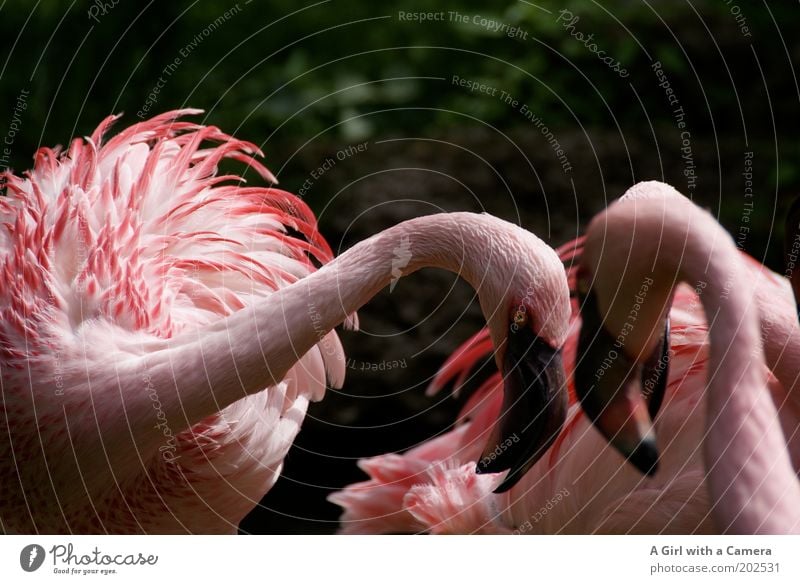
(0, 110), (349, 533)
(1, 109), (574, 534)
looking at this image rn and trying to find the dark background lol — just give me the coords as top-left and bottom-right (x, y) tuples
(1, 0), (798, 533)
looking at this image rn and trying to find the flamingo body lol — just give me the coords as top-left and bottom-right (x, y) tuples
(331, 183), (800, 534)
(331, 283), (718, 533)
(1, 110), (345, 533)
(2, 110), (572, 533)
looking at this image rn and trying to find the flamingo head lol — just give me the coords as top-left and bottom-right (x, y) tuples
(463, 214), (571, 492)
(573, 181), (686, 475)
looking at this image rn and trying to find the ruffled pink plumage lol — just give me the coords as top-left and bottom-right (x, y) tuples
(0, 110), (350, 533)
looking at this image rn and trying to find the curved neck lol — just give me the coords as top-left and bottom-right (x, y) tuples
(278, 212), (488, 365)
(595, 194), (800, 533)
(680, 245), (799, 533)
(123, 213), (502, 445)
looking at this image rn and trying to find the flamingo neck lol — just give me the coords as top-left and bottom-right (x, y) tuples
(278, 211), (489, 367)
(134, 212), (515, 443)
(239, 212), (497, 390)
(589, 188), (800, 533)
(682, 240), (800, 533)
(673, 225), (800, 533)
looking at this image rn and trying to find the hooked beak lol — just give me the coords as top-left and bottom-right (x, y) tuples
(574, 285), (670, 476)
(476, 325), (567, 493)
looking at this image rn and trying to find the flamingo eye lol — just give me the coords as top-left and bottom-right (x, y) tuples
(512, 308), (528, 327)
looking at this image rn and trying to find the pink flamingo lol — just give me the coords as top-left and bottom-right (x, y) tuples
(0, 110), (571, 533)
(330, 181), (800, 534)
(577, 181), (800, 533)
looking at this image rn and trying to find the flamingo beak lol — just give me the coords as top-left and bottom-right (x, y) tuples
(574, 284), (670, 476)
(476, 325), (568, 493)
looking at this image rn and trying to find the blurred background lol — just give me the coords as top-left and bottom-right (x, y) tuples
(0, 0), (798, 533)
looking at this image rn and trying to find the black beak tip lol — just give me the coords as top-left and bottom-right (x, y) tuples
(475, 461), (489, 475)
(628, 437), (659, 476)
(473, 329), (566, 494)
(474, 459), (520, 493)
(491, 470), (522, 494)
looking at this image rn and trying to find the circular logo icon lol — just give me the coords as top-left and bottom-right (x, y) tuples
(20, 544), (46, 572)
